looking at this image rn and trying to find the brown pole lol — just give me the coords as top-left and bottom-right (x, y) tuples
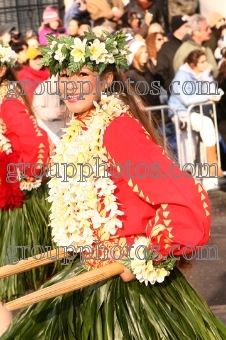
(0, 248), (67, 278)
(5, 262), (124, 311)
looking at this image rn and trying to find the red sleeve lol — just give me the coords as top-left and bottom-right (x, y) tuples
(1, 98), (50, 178)
(103, 114), (211, 256)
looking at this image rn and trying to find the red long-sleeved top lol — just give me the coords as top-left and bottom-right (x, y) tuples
(0, 97), (50, 209)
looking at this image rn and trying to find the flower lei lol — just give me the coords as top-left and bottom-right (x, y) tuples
(38, 29), (131, 76)
(0, 41), (17, 67)
(121, 237), (176, 286)
(47, 95), (128, 247)
(48, 95), (176, 285)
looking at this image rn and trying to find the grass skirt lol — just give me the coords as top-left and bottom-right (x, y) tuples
(1, 260), (226, 340)
(0, 186), (59, 303)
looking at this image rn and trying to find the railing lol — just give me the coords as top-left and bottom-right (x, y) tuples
(145, 101), (221, 172)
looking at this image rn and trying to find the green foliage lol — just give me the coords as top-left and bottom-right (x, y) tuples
(37, 30), (131, 76)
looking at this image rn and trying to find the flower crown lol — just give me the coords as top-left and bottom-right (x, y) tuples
(38, 29), (131, 76)
(0, 41), (17, 67)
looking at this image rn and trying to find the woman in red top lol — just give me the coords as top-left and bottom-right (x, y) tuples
(1, 31), (226, 339)
(17, 47), (49, 102)
(0, 43), (59, 309)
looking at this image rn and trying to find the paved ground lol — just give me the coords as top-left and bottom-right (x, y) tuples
(188, 184), (226, 324)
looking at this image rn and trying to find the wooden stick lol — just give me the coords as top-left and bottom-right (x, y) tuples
(5, 262), (124, 311)
(0, 248), (67, 278)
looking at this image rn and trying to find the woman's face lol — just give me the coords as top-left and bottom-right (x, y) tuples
(49, 20), (60, 30)
(155, 33), (164, 52)
(195, 55), (208, 73)
(78, 24), (91, 36)
(18, 45), (28, 63)
(129, 14), (140, 29)
(59, 67), (101, 114)
(29, 57), (43, 71)
(138, 46), (149, 65)
(68, 20), (79, 36)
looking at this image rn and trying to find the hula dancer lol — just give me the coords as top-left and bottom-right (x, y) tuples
(0, 42), (59, 305)
(1, 31), (226, 339)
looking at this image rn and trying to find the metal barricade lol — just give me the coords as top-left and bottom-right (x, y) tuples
(145, 105), (181, 162)
(185, 101), (221, 170)
(145, 101), (221, 176)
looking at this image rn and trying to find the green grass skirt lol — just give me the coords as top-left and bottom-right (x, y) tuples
(0, 186), (60, 302)
(1, 260), (226, 340)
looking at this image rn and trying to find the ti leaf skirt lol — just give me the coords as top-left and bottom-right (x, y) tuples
(0, 185), (60, 303)
(1, 260), (226, 340)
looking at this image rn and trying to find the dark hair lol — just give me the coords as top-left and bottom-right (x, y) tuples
(78, 19), (91, 27)
(184, 49), (206, 66)
(93, 17), (106, 27)
(11, 40), (28, 54)
(0, 67), (35, 116)
(216, 59), (226, 81)
(120, 11), (140, 28)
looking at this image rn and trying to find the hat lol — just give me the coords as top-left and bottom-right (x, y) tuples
(0, 23), (15, 36)
(128, 40), (146, 65)
(171, 15), (188, 33)
(209, 11), (224, 28)
(42, 6), (60, 25)
(26, 47), (42, 60)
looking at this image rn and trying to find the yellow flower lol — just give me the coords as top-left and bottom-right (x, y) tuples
(89, 39), (108, 63)
(155, 268), (169, 283)
(71, 38), (87, 62)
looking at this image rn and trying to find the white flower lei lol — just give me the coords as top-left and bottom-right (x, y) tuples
(47, 94), (176, 285)
(47, 95), (129, 247)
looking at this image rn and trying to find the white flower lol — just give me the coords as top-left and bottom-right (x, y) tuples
(50, 41), (58, 50)
(155, 268), (169, 283)
(47, 95), (127, 248)
(89, 39), (108, 63)
(71, 38), (87, 62)
(54, 43), (66, 63)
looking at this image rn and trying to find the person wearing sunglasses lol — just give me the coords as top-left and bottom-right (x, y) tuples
(173, 14), (218, 78)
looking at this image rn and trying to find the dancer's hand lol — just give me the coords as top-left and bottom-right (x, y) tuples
(120, 266), (135, 282)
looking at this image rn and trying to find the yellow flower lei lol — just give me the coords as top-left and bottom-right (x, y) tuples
(48, 95), (129, 247)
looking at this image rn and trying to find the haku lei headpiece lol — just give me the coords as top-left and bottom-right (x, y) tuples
(38, 29), (131, 76)
(0, 41), (17, 67)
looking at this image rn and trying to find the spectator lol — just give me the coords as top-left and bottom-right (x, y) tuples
(33, 75), (67, 145)
(173, 14), (218, 78)
(120, 11), (153, 38)
(11, 40), (28, 71)
(155, 15), (189, 95)
(146, 31), (165, 73)
(17, 47), (49, 102)
(67, 18), (80, 37)
(125, 40), (161, 107)
(0, 24), (15, 45)
(38, 6), (66, 45)
(215, 60), (226, 170)
(168, 0), (199, 25)
(205, 11), (225, 53)
(77, 20), (91, 36)
(214, 24), (226, 64)
(169, 49), (224, 177)
(125, 0), (166, 33)
(25, 36), (39, 48)
(86, 0), (124, 21)
(92, 18), (115, 36)
(147, 22), (164, 34)
(64, 0), (90, 29)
